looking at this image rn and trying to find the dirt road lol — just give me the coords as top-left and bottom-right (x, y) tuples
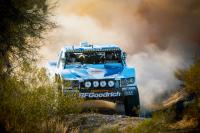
(64, 113), (145, 133)
(63, 100), (145, 133)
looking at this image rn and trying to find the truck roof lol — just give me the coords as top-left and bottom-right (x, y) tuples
(61, 42), (121, 52)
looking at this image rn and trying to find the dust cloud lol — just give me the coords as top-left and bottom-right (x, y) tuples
(40, 0), (200, 109)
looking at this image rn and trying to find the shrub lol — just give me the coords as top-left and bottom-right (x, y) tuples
(0, 64), (83, 132)
(132, 113), (169, 133)
(175, 59), (200, 96)
(175, 58), (200, 125)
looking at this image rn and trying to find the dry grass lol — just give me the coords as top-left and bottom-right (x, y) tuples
(169, 117), (198, 130)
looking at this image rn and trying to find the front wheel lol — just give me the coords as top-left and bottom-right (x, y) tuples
(124, 90), (140, 116)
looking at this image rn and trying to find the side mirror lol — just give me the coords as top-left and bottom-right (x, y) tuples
(60, 57), (65, 62)
(122, 52), (127, 60)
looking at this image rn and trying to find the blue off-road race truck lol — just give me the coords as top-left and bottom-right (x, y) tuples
(47, 42), (140, 116)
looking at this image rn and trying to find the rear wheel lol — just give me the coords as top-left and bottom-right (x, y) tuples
(124, 90), (140, 116)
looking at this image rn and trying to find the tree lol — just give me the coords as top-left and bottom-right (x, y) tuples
(0, 0), (54, 78)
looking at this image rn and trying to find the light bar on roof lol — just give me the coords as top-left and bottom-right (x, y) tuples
(65, 47), (120, 52)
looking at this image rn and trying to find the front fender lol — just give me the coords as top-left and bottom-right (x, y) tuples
(121, 67), (136, 78)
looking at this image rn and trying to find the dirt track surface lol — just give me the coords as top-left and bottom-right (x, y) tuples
(64, 113), (145, 133)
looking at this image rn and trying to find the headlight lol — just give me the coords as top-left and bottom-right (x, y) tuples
(93, 81), (99, 87)
(100, 81), (106, 87)
(85, 81), (92, 88)
(108, 80), (115, 87)
(121, 77), (135, 86)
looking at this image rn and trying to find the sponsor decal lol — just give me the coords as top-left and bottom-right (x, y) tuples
(90, 89), (114, 93)
(87, 68), (105, 78)
(79, 92), (121, 98)
(122, 86), (136, 91)
(90, 70), (103, 74)
(122, 86), (136, 96)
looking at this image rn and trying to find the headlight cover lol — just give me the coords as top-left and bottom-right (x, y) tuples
(108, 80), (115, 87)
(121, 77), (135, 86)
(100, 81), (106, 87)
(93, 81), (99, 87)
(85, 81), (92, 88)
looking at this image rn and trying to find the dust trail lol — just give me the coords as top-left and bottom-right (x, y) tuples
(41, 0), (200, 109)
(82, 100), (124, 114)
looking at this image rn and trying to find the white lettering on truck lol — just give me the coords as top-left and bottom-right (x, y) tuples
(79, 92), (121, 98)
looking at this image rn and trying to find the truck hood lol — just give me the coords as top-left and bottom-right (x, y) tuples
(60, 63), (135, 80)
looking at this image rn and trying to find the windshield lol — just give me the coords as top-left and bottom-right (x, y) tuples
(65, 51), (122, 64)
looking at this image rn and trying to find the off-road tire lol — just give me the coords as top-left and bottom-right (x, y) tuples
(124, 90), (140, 116)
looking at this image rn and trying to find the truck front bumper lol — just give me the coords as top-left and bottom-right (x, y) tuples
(63, 86), (138, 99)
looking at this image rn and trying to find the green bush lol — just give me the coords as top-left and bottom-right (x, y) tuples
(0, 63), (83, 132)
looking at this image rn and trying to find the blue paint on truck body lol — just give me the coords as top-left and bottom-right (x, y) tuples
(60, 64), (135, 80)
